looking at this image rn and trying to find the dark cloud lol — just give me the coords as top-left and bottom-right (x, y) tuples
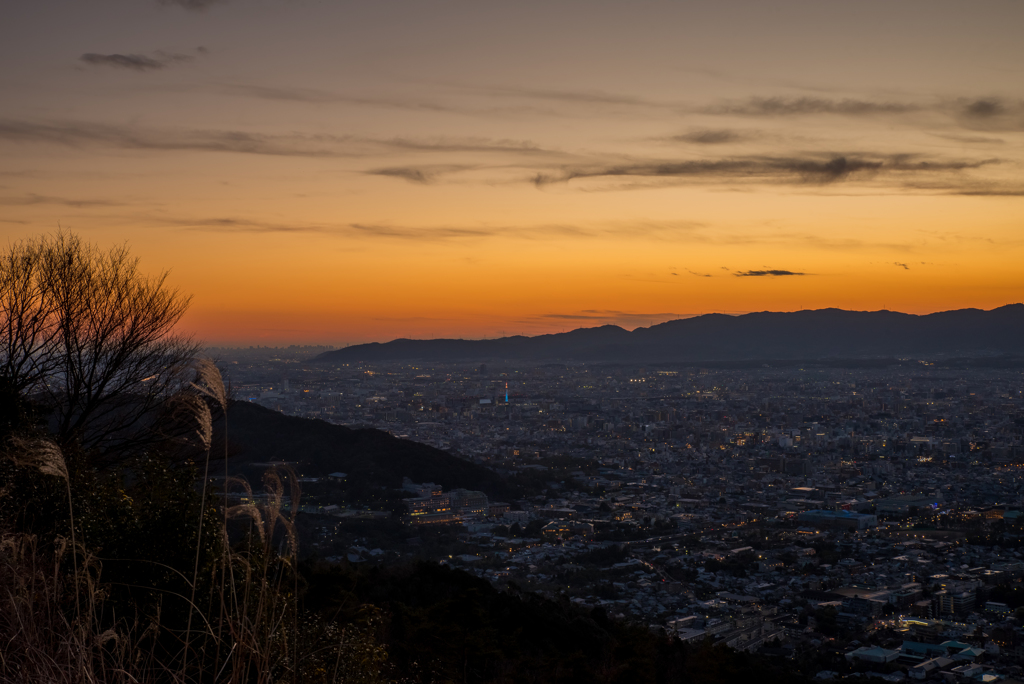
(895, 262), (910, 270)
(705, 97), (922, 117)
(347, 224), (496, 240)
(696, 95), (1024, 136)
(383, 137), (552, 155)
(964, 99), (1003, 118)
(369, 167), (435, 184)
(367, 166), (480, 184)
(80, 50), (196, 71)
(734, 270), (806, 277)
(954, 98), (1024, 132)
(533, 154), (995, 187)
(80, 53), (166, 71)
(686, 269), (712, 278)
(672, 129), (748, 144)
(157, 0), (227, 10)
(532, 156), (858, 186)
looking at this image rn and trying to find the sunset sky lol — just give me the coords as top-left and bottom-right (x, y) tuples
(2, 1), (1023, 345)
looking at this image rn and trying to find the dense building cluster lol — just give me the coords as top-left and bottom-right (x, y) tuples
(215, 346), (1024, 680)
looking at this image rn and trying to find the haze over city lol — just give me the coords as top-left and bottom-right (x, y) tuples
(3, 1), (1023, 345)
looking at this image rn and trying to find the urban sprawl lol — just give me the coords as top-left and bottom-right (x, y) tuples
(216, 346), (1024, 682)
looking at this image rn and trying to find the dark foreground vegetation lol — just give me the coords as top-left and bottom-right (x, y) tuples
(302, 559), (812, 684)
(0, 231), (812, 682)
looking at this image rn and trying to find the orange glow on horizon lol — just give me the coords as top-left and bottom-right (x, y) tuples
(3, 2), (1022, 345)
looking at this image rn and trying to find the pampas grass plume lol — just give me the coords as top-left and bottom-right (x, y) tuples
(8, 437), (68, 481)
(173, 392), (213, 451)
(191, 357), (227, 410)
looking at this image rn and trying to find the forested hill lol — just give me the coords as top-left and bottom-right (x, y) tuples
(221, 401), (509, 497)
(303, 560), (814, 684)
(314, 304), (1024, 363)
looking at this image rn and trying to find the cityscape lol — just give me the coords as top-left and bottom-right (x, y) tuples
(4, 0), (1024, 681)
(213, 345), (1024, 681)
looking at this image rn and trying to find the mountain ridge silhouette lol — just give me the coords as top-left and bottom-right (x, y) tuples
(315, 305), (1024, 363)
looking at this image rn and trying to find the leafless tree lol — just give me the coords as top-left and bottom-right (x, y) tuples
(0, 231), (200, 465)
(0, 237), (60, 396)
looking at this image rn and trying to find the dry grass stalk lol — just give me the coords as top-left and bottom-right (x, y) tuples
(191, 357), (227, 411)
(2, 379), (375, 682)
(0, 461), (381, 684)
(171, 392), (213, 451)
(7, 436), (69, 481)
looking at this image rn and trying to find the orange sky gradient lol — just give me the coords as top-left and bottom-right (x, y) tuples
(2, 1), (1023, 344)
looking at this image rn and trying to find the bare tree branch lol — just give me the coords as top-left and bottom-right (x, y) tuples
(0, 231), (200, 465)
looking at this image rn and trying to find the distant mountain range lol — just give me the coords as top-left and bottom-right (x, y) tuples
(315, 305), (1024, 364)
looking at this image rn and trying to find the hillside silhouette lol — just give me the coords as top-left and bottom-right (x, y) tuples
(302, 560), (813, 684)
(315, 305), (1024, 363)
(223, 401), (510, 497)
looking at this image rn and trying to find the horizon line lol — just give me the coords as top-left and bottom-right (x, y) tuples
(197, 303), (1023, 349)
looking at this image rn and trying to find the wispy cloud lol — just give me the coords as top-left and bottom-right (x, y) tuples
(532, 154), (998, 188)
(217, 83), (461, 113)
(930, 132), (1005, 145)
(383, 137), (552, 155)
(159, 216), (561, 241)
(704, 96), (923, 117)
(702, 95), (1024, 134)
(80, 50), (196, 71)
(81, 53), (165, 71)
(0, 193), (124, 208)
(368, 167), (435, 184)
(157, 0), (227, 10)
(894, 262), (910, 270)
(963, 99), (1003, 118)
(48, 206), (973, 254)
(942, 189), (1024, 196)
(167, 217), (493, 240)
(734, 269), (806, 277)
(896, 180), (1024, 197)
(87, 210), (969, 253)
(366, 165), (477, 184)
(671, 129), (751, 145)
(954, 97), (1024, 132)
(0, 119), (354, 157)
(0, 118), (559, 161)
(215, 83), (582, 120)
(458, 84), (670, 109)
(135, 214), (703, 243)
(531, 309), (693, 325)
